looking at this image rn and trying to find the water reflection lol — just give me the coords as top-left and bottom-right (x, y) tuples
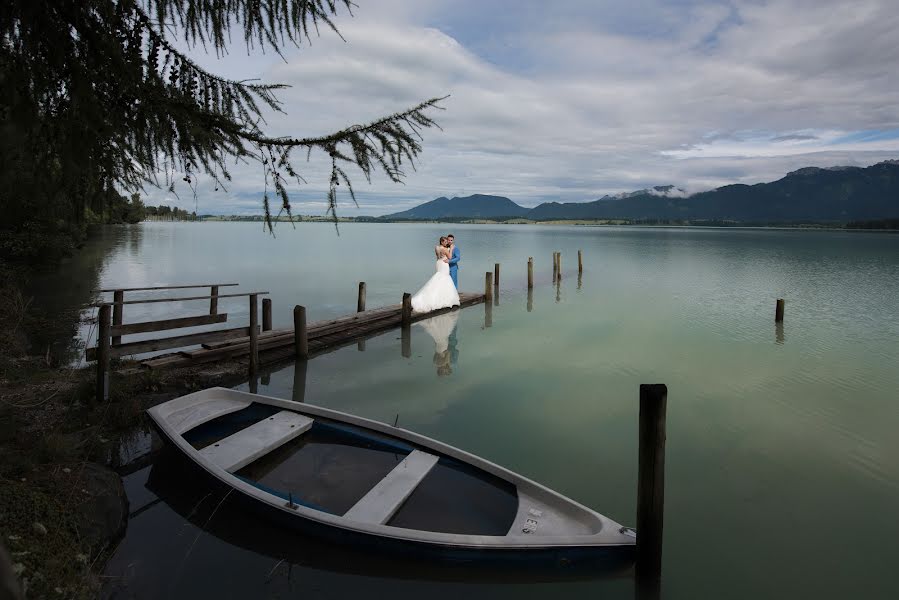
(527, 288), (534, 312)
(417, 311), (460, 377)
(292, 359), (307, 403)
(775, 322), (785, 345)
(577, 272), (582, 291)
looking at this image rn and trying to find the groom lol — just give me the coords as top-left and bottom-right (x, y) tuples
(447, 233), (460, 289)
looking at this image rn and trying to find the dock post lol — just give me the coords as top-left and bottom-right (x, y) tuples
(557, 252), (562, 280)
(112, 290), (123, 346)
(209, 285), (219, 315)
(357, 282), (366, 312)
(552, 252), (558, 282)
(292, 359), (307, 403)
(485, 272), (493, 302)
(402, 293), (412, 327)
(494, 263), (500, 289)
(401, 293), (412, 358)
(527, 257), (534, 289)
(262, 298), (272, 332)
(527, 288), (533, 312)
(775, 298), (785, 322)
(637, 383), (667, 586)
(578, 249), (583, 274)
(96, 304), (111, 404)
(484, 301), (493, 328)
(249, 294), (259, 374)
(293, 305), (309, 360)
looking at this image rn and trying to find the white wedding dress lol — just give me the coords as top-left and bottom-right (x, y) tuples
(411, 247), (460, 313)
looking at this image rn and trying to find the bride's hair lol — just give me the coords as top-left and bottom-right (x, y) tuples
(438, 236), (447, 245)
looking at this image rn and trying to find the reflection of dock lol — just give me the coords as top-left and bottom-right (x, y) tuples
(143, 292), (484, 369)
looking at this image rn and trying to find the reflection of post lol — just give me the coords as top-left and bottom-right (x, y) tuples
(292, 359), (307, 403)
(358, 338), (366, 352)
(401, 324), (411, 358)
(261, 372), (271, 386)
(484, 300), (493, 328)
(527, 287), (533, 312)
(555, 279), (561, 303)
(577, 271), (582, 291)
(249, 374), (258, 394)
(775, 322), (785, 345)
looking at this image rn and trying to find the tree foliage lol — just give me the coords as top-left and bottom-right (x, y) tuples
(1, 0), (444, 240)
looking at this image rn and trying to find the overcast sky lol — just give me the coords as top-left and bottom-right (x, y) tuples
(150, 0), (899, 216)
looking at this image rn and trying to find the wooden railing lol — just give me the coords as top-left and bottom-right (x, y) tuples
(88, 283), (270, 403)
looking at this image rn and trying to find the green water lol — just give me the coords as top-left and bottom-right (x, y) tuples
(87, 222), (899, 599)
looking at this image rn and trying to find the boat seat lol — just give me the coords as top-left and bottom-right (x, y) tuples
(199, 411), (314, 472)
(343, 450), (439, 524)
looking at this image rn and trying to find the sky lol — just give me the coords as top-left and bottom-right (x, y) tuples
(149, 0), (899, 216)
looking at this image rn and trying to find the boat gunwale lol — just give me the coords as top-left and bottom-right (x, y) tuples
(147, 387), (634, 550)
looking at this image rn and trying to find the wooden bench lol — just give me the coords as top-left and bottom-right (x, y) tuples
(343, 450), (439, 524)
(199, 411), (314, 472)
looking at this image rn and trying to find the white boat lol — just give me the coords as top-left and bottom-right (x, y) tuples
(147, 387), (636, 566)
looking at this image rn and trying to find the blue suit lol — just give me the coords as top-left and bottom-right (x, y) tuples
(448, 245), (460, 288)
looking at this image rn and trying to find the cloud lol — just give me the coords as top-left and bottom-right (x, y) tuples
(160, 0), (899, 215)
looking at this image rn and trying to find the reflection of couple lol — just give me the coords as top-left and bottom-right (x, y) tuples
(410, 233), (460, 314)
(418, 311), (459, 376)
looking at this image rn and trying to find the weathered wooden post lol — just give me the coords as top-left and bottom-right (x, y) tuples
(485, 272), (493, 302)
(112, 290), (124, 346)
(249, 294), (259, 374)
(293, 305), (308, 360)
(775, 298), (785, 322)
(527, 257), (534, 289)
(402, 293), (412, 327)
(357, 282), (366, 312)
(96, 304), (111, 404)
(578, 249), (583, 274)
(637, 383), (667, 585)
(401, 293), (412, 358)
(557, 252), (562, 280)
(494, 263), (500, 289)
(262, 298), (272, 332)
(552, 252), (558, 282)
(484, 300), (493, 328)
(209, 285), (219, 315)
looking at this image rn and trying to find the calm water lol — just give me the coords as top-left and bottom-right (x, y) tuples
(63, 222), (899, 599)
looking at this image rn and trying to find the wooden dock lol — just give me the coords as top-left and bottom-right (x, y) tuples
(140, 292), (485, 370)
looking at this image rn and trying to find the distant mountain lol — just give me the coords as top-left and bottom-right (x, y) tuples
(383, 194), (529, 219)
(385, 161), (899, 222)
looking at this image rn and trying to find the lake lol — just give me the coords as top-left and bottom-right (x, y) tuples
(56, 222), (899, 599)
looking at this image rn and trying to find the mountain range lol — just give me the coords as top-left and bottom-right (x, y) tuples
(382, 161), (899, 222)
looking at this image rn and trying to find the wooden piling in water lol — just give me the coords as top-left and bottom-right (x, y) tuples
(527, 257), (534, 289)
(249, 294), (259, 374)
(112, 290), (124, 346)
(494, 263), (500, 289)
(775, 298), (785, 322)
(262, 298), (272, 332)
(578, 249), (583, 274)
(402, 293), (412, 327)
(557, 252), (562, 280)
(209, 285), (219, 315)
(552, 252), (558, 282)
(293, 305), (308, 360)
(96, 304), (111, 404)
(637, 383), (667, 583)
(357, 282), (366, 312)
(485, 272), (493, 302)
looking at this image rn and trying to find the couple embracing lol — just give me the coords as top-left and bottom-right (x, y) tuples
(410, 233), (461, 313)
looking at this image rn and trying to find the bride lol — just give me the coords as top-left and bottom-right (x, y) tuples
(411, 236), (461, 313)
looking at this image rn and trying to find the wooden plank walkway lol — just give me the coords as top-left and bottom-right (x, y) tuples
(141, 292), (485, 369)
